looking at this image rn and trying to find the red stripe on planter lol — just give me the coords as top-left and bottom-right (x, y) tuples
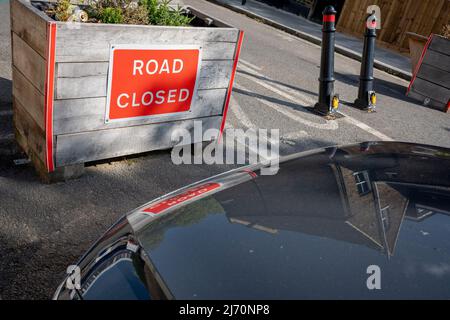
(323, 15), (335, 23)
(407, 34), (433, 94)
(45, 22), (57, 172)
(219, 30), (245, 140)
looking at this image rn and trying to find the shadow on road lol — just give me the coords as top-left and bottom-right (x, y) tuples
(237, 69), (318, 98)
(0, 77), (12, 110)
(334, 71), (424, 107)
(0, 136), (338, 299)
(233, 87), (317, 115)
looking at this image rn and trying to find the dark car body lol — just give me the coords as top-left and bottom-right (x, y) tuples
(54, 142), (450, 299)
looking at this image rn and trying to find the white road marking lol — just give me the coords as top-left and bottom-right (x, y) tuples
(280, 131), (309, 146)
(235, 82), (338, 130)
(283, 131), (309, 140)
(238, 63), (316, 104)
(240, 59), (263, 71)
(229, 96), (280, 146)
(230, 95), (254, 129)
(224, 123), (271, 161)
(340, 114), (393, 141)
(237, 62), (394, 141)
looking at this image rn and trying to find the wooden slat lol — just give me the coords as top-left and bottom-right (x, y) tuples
(10, 0), (49, 58)
(393, 0), (414, 47)
(55, 23), (239, 62)
(55, 40), (237, 63)
(338, 0), (449, 51)
(382, 0), (407, 44)
(57, 62), (109, 78)
(55, 116), (222, 166)
(411, 78), (450, 104)
(431, 1), (450, 35)
(55, 60), (233, 99)
(12, 32), (47, 94)
(429, 35), (450, 56)
(422, 50), (450, 73)
(56, 22), (238, 42)
(417, 64), (450, 89)
(397, 0), (423, 48)
(419, 0), (445, 38)
(13, 96), (47, 163)
(53, 88), (227, 134)
(12, 66), (46, 131)
(407, 90), (447, 112)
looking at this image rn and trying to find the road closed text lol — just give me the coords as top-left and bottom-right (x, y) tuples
(116, 88), (191, 108)
(106, 46), (201, 121)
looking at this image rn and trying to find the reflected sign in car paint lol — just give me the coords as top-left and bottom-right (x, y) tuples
(142, 183), (222, 215)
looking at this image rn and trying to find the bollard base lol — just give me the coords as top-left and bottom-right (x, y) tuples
(313, 103), (341, 119)
(353, 98), (376, 112)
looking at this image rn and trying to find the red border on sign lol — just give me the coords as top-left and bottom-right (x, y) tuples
(45, 22), (57, 172)
(407, 34), (433, 95)
(219, 30), (245, 140)
(105, 45), (203, 122)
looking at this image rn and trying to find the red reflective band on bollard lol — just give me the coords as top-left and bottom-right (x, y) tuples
(323, 15), (335, 22)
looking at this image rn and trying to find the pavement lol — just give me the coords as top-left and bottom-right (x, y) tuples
(0, 0), (449, 299)
(206, 0), (413, 80)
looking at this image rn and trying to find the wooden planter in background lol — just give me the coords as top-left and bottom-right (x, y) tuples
(406, 32), (428, 74)
(10, 0), (243, 182)
(407, 34), (450, 113)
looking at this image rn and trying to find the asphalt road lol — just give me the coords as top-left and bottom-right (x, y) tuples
(185, 0), (449, 151)
(0, 0), (449, 299)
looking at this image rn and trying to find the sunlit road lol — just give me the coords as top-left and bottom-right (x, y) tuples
(0, 0), (449, 299)
(186, 0), (449, 154)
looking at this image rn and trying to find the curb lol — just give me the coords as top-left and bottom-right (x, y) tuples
(207, 0), (412, 81)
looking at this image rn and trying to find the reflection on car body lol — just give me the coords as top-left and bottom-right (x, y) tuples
(54, 142), (450, 300)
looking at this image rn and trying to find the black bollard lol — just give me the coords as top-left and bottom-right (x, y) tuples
(354, 13), (377, 111)
(314, 6), (340, 117)
(242, 0), (247, 5)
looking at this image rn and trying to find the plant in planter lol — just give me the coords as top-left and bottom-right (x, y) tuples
(44, 0), (193, 25)
(10, 0), (244, 182)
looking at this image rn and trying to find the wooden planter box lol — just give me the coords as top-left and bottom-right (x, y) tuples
(406, 32), (428, 74)
(10, 0), (243, 182)
(407, 34), (450, 113)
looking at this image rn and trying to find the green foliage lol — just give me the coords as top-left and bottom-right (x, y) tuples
(100, 7), (124, 24)
(141, 0), (194, 26)
(139, 197), (225, 250)
(123, 4), (150, 25)
(54, 0), (72, 22)
(52, 0), (193, 26)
